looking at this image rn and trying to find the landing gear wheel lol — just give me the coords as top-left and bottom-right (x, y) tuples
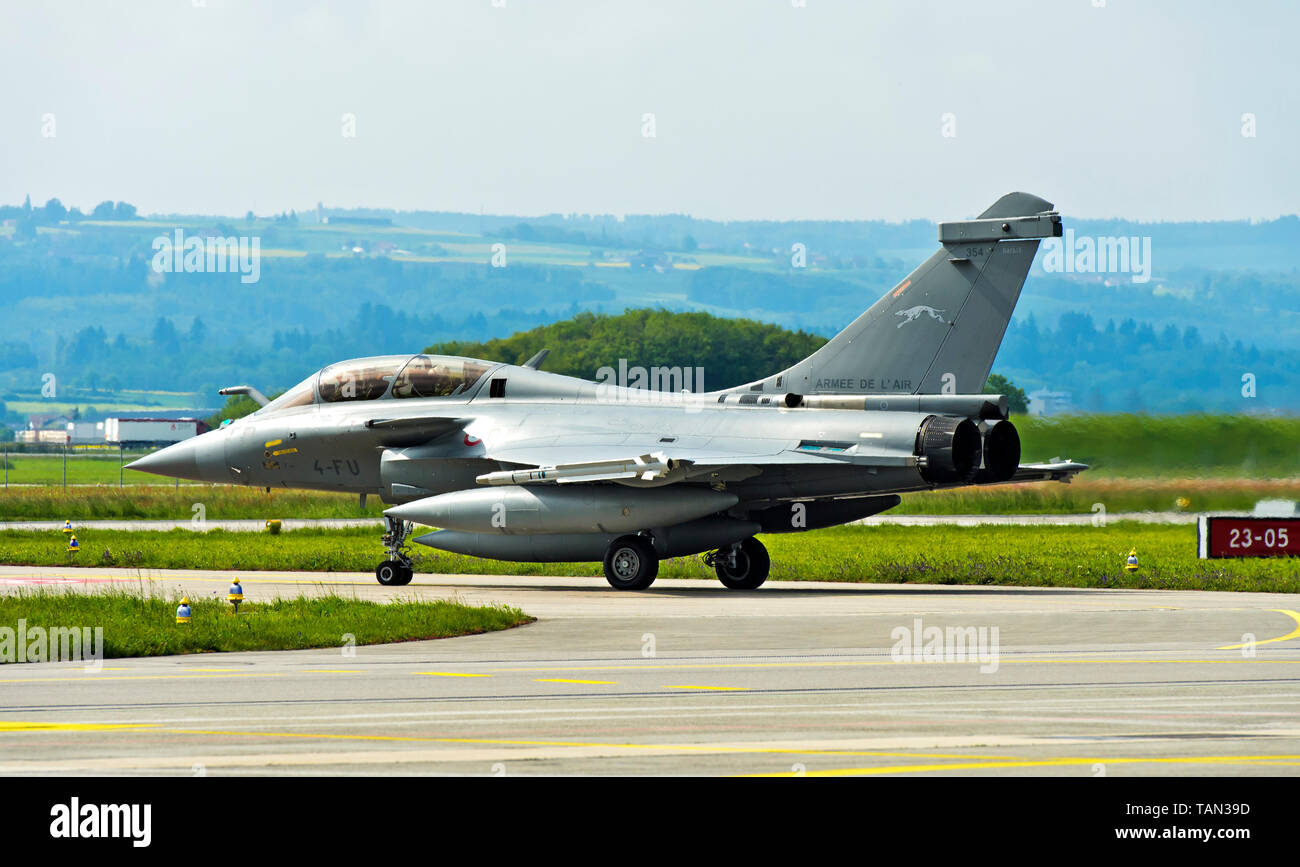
(603, 535), (659, 591)
(376, 514), (415, 586)
(714, 537), (770, 590)
(376, 560), (412, 586)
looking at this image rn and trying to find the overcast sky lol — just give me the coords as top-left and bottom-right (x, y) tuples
(2, 0), (1295, 221)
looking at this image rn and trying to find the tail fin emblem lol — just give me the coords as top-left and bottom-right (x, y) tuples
(895, 305), (946, 328)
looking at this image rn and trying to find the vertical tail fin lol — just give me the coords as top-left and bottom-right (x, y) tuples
(735, 192), (1061, 396)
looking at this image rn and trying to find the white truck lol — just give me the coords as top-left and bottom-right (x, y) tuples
(65, 421), (104, 444)
(104, 418), (206, 445)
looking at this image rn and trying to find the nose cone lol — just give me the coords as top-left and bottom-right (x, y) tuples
(126, 435), (216, 482)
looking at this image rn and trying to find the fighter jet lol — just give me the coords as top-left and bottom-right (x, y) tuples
(130, 192), (1085, 590)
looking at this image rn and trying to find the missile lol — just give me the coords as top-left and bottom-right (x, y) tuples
(385, 484), (737, 535)
(476, 452), (677, 486)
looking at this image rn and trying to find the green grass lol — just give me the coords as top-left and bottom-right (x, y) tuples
(0, 523), (1294, 592)
(753, 523), (1299, 592)
(3, 477), (1295, 521)
(0, 455), (163, 486)
(1015, 413), (1300, 478)
(0, 486), (385, 520)
(894, 477), (1300, 515)
(0, 588), (532, 660)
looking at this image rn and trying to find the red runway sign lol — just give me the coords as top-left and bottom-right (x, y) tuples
(1198, 516), (1300, 558)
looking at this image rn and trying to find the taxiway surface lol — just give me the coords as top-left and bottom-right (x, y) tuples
(1, 565), (1298, 776)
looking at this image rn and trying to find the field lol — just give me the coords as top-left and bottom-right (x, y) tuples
(0, 589), (532, 660)
(1, 453), (165, 486)
(896, 476), (1300, 515)
(2, 477), (1296, 521)
(2, 387), (205, 418)
(1014, 413), (1300, 478)
(0, 522), (1294, 592)
(0, 485), (384, 520)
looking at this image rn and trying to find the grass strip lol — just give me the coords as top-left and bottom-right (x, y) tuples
(3, 477), (1298, 521)
(0, 588), (533, 660)
(0, 523), (1295, 592)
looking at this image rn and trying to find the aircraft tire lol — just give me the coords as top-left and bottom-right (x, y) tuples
(715, 537), (770, 590)
(603, 535), (658, 590)
(376, 560), (410, 586)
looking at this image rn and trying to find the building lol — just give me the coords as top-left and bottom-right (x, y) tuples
(1027, 389), (1074, 416)
(17, 414), (73, 444)
(15, 428), (69, 445)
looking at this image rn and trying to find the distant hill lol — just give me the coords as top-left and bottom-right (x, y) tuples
(425, 308), (827, 391)
(1, 199), (1298, 421)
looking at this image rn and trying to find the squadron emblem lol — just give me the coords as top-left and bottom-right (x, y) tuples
(895, 305), (946, 328)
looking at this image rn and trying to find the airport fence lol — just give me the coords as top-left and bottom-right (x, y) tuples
(0, 442), (175, 489)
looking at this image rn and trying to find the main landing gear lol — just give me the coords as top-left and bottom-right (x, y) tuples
(602, 534), (658, 591)
(600, 534), (771, 591)
(706, 537), (770, 590)
(377, 515), (414, 586)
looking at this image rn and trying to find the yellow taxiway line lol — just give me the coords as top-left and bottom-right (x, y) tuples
(750, 754), (1300, 776)
(6, 722), (1300, 776)
(534, 678), (619, 685)
(1217, 609), (1300, 650)
(5, 654), (1300, 686)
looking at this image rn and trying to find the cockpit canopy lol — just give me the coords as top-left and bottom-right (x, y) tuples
(256, 354), (495, 415)
(318, 357), (403, 403)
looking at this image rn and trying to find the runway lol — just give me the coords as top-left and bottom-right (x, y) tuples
(1, 565), (1299, 776)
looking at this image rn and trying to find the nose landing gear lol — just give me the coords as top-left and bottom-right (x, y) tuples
(377, 515), (414, 586)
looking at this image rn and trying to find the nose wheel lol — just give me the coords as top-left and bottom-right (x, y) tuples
(377, 515), (414, 586)
(709, 537), (770, 590)
(376, 559), (413, 586)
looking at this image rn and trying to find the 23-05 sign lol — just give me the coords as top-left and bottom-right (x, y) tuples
(1198, 516), (1299, 558)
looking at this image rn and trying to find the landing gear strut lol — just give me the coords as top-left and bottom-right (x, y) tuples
(377, 515), (414, 586)
(708, 537), (770, 590)
(602, 534), (658, 591)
